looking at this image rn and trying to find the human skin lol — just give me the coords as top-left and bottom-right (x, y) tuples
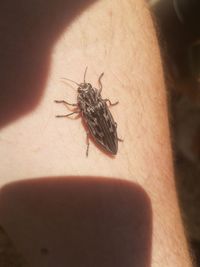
(0, 0), (193, 266)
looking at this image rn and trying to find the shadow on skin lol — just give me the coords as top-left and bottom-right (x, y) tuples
(0, 177), (152, 267)
(0, 0), (94, 128)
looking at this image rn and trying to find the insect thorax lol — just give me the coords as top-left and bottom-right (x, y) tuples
(77, 85), (100, 108)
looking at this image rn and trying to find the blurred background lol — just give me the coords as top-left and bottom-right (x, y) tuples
(150, 0), (200, 265)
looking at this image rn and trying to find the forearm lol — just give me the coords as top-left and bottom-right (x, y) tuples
(53, 0), (192, 265)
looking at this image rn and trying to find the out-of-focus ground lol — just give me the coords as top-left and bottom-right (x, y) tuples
(151, 0), (200, 265)
(0, 0), (200, 266)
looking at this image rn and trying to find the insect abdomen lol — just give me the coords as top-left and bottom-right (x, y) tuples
(83, 101), (118, 155)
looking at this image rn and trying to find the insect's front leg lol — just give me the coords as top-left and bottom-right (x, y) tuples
(55, 111), (80, 118)
(54, 100), (78, 107)
(54, 100), (80, 118)
(103, 99), (119, 107)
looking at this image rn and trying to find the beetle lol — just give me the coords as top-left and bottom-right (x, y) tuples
(55, 67), (122, 156)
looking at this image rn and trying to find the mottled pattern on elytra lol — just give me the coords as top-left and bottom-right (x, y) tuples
(78, 83), (118, 155)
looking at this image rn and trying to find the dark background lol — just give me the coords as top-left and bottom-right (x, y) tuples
(152, 0), (200, 265)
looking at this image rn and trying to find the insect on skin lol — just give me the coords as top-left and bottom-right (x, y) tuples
(55, 67), (122, 156)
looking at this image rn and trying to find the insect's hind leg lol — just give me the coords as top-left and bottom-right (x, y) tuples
(114, 122), (123, 142)
(86, 132), (90, 157)
(104, 99), (119, 106)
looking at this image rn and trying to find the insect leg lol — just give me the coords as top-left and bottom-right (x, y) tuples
(55, 111), (79, 118)
(86, 132), (90, 157)
(98, 72), (104, 94)
(83, 66), (88, 83)
(54, 100), (78, 106)
(115, 122), (123, 142)
(104, 99), (119, 106)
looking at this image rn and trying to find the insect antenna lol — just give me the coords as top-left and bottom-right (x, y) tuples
(61, 77), (81, 87)
(83, 66), (88, 83)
